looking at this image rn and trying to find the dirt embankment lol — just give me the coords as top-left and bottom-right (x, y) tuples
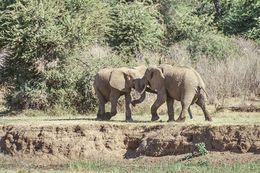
(0, 124), (260, 163)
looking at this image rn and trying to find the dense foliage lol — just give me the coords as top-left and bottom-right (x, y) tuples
(0, 0), (259, 112)
(218, 0), (260, 40)
(0, 0), (111, 111)
(108, 2), (164, 58)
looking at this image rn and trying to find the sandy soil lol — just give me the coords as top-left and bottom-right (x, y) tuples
(0, 123), (260, 166)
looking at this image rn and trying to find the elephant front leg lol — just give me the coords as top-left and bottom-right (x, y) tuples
(95, 89), (106, 120)
(125, 93), (133, 122)
(105, 90), (121, 120)
(151, 90), (166, 121)
(97, 103), (105, 120)
(166, 97), (175, 122)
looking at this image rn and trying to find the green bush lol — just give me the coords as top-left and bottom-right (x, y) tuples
(163, 0), (216, 44)
(218, 0), (260, 40)
(161, 0), (238, 61)
(195, 142), (208, 155)
(0, 0), (111, 111)
(5, 45), (127, 113)
(108, 1), (164, 58)
(184, 32), (238, 61)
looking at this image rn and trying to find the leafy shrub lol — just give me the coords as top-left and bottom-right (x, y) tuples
(195, 142), (208, 155)
(186, 0), (260, 41)
(108, 1), (164, 58)
(0, 48), (9, 70)
(163, 0), (216, 44)
(218, 0), (260, 40)
(161, 0), (238, 61)
(184, 32), (238, 61)
(0, 0), (111, 111)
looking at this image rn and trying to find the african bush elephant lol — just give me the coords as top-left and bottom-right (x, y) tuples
(94, 66), (148, 121)
(132, 64), (212, 122)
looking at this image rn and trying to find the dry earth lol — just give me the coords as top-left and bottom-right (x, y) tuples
(0, 122), (260, 166)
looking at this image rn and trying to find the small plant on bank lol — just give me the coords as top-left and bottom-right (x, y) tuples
(195, 142), (208, 156)
(198, 158), (211, 167)
(183, 153), (193, 161)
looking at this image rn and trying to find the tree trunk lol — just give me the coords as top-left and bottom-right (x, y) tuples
(212, 0), (222, 18)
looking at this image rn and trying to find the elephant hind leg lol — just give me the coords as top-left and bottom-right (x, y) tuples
(176, 92), (194, 122)
(176, 102), (190, 122)
(97, 104), (105, 120)
(196, 95), (212, 121)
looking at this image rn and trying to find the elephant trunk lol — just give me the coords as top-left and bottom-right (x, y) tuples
(131, 77), (148, 106)
(139, 77), (148, 95)
(131, 91), (146, 106)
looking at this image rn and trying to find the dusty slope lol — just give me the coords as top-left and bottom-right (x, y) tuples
(0, 123), (260, 165)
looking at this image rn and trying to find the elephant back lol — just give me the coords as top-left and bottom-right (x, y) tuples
(133, 65), (147, 77)
(178, 65), (206, 89)
(94, 68), (113, 87)
(191, 68), (206, 90)
(186, 66), (208, 98)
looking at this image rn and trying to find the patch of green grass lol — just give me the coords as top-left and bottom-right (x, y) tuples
(1, 109), (260, 126)
(56, 159), (260, 173)
(135, 105), (151, 116)
(1, 160), (260, 173)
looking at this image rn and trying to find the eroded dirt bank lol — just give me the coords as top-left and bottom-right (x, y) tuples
(0, 124), (260, 162)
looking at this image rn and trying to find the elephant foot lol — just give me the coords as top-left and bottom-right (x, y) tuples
(96, 114), (102, 121)
(176, 117), (185, 122)
(167, 118), (175, 122)
(151, 115), (160, 121)
(96, 117), (102, 121)
(126, 117), (133, 122)
(205, 117), (212, 121)
(103, 112), (112, 120)
(131, 101), (137, 107)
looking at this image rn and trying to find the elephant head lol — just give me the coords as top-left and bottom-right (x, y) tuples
(109, 68), (138, 92)
(131, 65), (163, 106)
(143, 65), (165, 91)
(108, 67), (149, 108)
(134, 65), (165, 97)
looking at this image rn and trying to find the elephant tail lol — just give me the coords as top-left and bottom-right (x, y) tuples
(200, 86), (209, 99)
(188, 107), (193, 119)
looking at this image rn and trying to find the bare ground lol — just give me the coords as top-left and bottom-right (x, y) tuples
(0, 122), (260, 166)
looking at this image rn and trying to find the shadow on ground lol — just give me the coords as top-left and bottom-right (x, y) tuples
(0, 109), (20, 117)
(45, 117), (153, 124)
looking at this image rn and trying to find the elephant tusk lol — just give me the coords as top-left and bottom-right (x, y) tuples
(145, 87), (157, 94)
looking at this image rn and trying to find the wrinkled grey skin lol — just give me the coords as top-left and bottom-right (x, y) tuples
(132, 64), (212, 122)
(94, 66), (148, 121)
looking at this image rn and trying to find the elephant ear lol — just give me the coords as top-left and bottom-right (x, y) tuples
(149, 67), (165, 90)
(109, 70), (132, 92)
